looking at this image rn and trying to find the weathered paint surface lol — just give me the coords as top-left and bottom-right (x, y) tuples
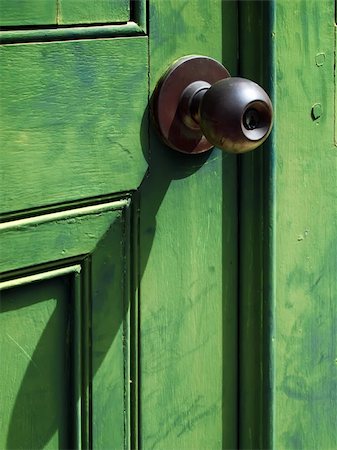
(0, 0), (130, 26)
(0, 38), (147, 213)
(0, 203), (132, 449)
(59, 0), (130, 25)
(140, 1), (239, 448)
(0, 278), (71, 449)
(273, 1), (337, 448)
(240, 0), (337, 448)
(2, 0), (334, 448)
(0, 1), (239, 449)
(0, 0), (57, 26)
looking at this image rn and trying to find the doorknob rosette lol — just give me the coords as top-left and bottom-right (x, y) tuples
(152, 55), (273, 154)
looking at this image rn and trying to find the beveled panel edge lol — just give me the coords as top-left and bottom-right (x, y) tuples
(0, 190), (133, 224)
(0, 264), (81, 290)
(0, 199), (130, 231)
(0, 197), (131, 276)
(0, 21), (145, 45)
(132, 0), (147, 33)
(0, 264), (81, 291)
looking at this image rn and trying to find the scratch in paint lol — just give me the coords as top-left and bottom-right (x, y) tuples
(7, 334), (38, 369)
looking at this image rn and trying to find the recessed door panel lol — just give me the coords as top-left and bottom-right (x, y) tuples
(0, 277), (72, 449)
(0, 199), (133, 448)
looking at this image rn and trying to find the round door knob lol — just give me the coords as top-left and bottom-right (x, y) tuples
(152, 55), (273, 154)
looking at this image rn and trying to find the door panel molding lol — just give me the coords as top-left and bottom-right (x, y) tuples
(0, 0), (146, 44)
(0, 197), (137, 449)
(0, 273), (77, 449)
(0, 198), (130, 273)
(0, 263), (81, 290)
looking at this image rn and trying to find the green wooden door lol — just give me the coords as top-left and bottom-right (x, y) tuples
(0, 1), (238, 449)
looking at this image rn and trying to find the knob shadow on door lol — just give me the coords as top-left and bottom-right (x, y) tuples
(152, 55), (273, 154)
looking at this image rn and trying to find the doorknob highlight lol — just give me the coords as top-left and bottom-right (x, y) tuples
(152, 56), (273, 154)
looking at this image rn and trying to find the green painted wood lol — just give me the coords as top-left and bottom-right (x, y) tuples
(0, 23), (145, 45)
(90, 208), (131, 449)
(335, 32), (337, 144)
(0, 200), (128, 273)
(0, 1), (240, 448)
(139, 1), (239, 449)
(0, 277), (72, 449)
(0, 38), (147, 214)
(0, 201), (132, 449)
(272, 1), (337, 448)
(240, 0), (337, 449)
(0, 0), (57, 26)
(0, 0), (130, 27)
(59, 0), (130, 25)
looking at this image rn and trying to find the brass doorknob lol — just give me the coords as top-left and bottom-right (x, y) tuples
(152, 55), (273, 154)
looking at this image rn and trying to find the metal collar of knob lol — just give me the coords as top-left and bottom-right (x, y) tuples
(152, 55), (273, 154)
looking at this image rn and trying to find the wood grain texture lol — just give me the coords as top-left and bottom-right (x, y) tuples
(90, 205), (131, 449)
(0, 201), (132, 449)
(272, 1), (337, 448)
(0, 1), (240, 448)
(59, 0), (130, 25)
(0, 277), (72, 449)
(0, 201), (127, 273)
(238, 1), (337, 448)
(139, 1), (239, 448)
(241, 0), (337, 448)
(0, 38), (147, 214)
(0, 0), (57, 26)
(0, 0), (130, 27)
